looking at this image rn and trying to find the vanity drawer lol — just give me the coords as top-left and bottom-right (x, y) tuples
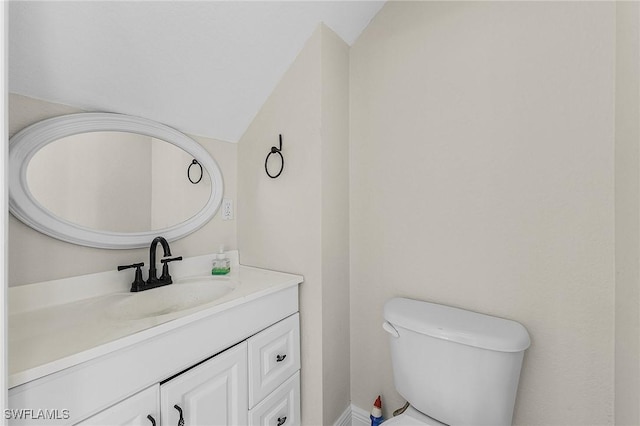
(249, 372), (300, 426)
(248, 313), (300, 407)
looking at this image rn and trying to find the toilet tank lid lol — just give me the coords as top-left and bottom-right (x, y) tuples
(384, 298), (531, 352)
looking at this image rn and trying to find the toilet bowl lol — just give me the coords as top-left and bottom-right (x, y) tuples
(383, 298), (530, 426)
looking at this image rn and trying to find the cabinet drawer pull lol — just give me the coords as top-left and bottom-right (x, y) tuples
(277, 416), (287, 426)
(147, 415), (156, 426)
(174, 404), (185, 426)
(276, 354), (287, 362)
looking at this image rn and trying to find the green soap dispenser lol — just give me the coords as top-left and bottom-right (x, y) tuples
(212, 245), (231, 275)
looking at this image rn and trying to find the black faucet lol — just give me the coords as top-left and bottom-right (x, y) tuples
(118, 236), (182, 292)
(147, 236), (182, 290)
(117, 262), (146, 292)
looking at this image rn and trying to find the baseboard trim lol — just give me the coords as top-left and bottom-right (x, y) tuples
(333, 404), (370, 426)
(351, 405), (370, 426)
(333, 404), (353, 426)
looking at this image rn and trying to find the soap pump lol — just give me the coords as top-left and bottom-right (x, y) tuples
(212, 245), (231, 275)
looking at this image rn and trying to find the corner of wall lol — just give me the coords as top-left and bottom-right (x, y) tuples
(237, 26), (325, 426)
(237, 23), (353, 426)
(614, 2), (640, 424)
(319, 23), (352, 425)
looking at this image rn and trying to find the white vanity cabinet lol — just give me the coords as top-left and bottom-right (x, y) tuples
(248, 373), (300, 426)
(160, 342), (248, 426)
(247, 314), (301, 426)
(248, 314), (300, 407)
(76, 385), (160, 426)
(70, 314), (300, 426)
(8, 262), (302, 426)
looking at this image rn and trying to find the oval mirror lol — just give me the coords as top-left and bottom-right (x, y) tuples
(9, 113), (224, 249)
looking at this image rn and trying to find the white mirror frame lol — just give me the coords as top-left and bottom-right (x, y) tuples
(9, 113), (224, 249)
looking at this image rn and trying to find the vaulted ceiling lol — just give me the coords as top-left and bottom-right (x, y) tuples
(9, 1), (384, 142)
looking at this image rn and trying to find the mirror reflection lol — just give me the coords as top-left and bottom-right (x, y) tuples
(27, 131), (212, 233)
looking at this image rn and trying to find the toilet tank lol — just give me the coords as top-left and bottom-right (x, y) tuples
(384, 298), (530, 426)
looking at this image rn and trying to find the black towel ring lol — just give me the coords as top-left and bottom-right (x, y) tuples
(265, 134), (284, 179)
(188, 159), (203, 184)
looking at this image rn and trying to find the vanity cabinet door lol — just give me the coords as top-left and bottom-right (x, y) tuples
(160, 342), (248, 426)
(75, 385), (159, 426)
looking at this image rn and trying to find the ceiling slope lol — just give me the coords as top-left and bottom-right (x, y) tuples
(9, 1), (384, 142)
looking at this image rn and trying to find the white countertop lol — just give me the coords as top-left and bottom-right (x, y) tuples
(8, 252), (303, 388)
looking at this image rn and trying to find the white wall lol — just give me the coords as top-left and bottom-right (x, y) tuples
(320, 27), (351, 424)
(238, 25), (350, 426)
(238, 27), (323, 425)
(615, 2), (640, 424)
(8, 94), (237, 286)
(350, 2), (615, 424)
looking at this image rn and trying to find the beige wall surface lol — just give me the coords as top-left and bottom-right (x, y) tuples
(238, 28), (325, 425)
(237, 31), (322, 425)
(615, 2), (640, 424)
(238, 25), (350, 425)
(8, 94), (237, 286)
(350, 2), (615, 425)
(320, 27), (351, 424)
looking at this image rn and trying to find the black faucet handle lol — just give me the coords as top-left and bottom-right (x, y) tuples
(117, 262), (144, 271)
(159, 256), (182, 283)
(118, 262), (146, 292)
(161, 256), (183, 264)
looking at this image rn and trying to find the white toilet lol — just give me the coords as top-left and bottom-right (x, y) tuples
(382, 298), (530, 426)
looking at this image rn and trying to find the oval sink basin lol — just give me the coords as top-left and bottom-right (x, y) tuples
(106, 277), (236, 320)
